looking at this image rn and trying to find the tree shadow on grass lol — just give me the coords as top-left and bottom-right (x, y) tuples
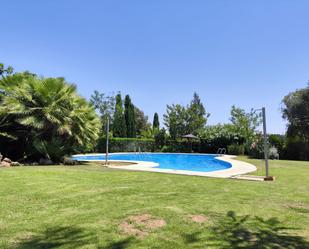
(16, 226), (96, 249)
(183, 211), (309, 249)
(15, 226), (134, 249)
(101, 238), (134, 249)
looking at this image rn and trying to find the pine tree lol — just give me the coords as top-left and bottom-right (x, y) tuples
(153, 112), (160, 130)
(187, 92), (209, 134)
(124, 95), (136, 137)
(113, 93), (126, 137)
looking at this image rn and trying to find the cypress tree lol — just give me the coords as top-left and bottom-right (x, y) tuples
(153, 112), (160, 130)
(113, 93), (126, 137)
(124, 95), (136, 137)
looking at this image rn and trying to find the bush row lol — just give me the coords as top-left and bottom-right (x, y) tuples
(95, 137), (246, 155)
(95, 135), (309, 160)
(97, 138), (156, 152)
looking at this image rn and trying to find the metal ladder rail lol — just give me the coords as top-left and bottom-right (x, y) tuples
(136, 148), (152, 161)
(216, 148), (226, 156)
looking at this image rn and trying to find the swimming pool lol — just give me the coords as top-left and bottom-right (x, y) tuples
(72, 153), (232, 172)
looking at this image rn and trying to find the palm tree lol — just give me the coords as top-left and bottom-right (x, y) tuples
(0, 73), (100, 161)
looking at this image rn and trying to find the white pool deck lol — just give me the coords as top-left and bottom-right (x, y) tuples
(74, 153), (256, 178)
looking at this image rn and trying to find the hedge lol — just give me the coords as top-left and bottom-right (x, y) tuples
(227, 144), (245, 155)
(94, 135), (309, 161)
(97, 137), (155, 153)
(96, 137), (233, 154)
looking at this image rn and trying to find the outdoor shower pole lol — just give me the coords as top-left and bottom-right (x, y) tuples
(262, 107), (269, 177)
(105, 118), (109, 166)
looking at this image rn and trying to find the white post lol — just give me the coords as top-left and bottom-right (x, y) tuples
(262, 107), (269, 177)
(105, 118), (109, 166)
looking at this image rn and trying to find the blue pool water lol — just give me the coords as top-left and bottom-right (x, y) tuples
(72, 153), (231, 172)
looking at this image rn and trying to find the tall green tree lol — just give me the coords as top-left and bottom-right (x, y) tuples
(163, 93), (209, 139)
(90, 90), (115, 132)
(282, 84), (309, 160)
(230, 105), (261, 150)
(187, 92), (209, 134)
(0, 71), (100, 161)
(153, 112), (160, 130)
(124, 95), (136, 137)
(282, 84), (309, 139)
(163, 104), (188, 140)
(113, 93), (126, 137)
(135, 106), (151, 136)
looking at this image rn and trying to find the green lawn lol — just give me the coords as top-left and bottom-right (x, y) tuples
(0, 158), (308, 249)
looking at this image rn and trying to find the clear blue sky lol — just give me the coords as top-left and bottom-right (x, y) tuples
(1, 0), (308, 134)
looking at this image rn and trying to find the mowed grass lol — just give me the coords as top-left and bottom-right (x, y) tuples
(0, 158), (308, 248)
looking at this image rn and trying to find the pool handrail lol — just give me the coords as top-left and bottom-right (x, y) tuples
(217, 148), (226, 156)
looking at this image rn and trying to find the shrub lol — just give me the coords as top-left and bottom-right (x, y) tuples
(154, 128), (166, 149)
(10, 162), (21, 167)
(248, 137), (265, 159)
(269, 146), (279, 160)
(39, 158), (53, 165)
(98, 137), (155, 152)
(63, 157), (78, 165)
(268, 134), (286, 157)
(227, 144), (245, 155)
(160, 145), (175, 152)
(163, 140), (198, 153)
(249, 138), (280, 160)
(198, 124), (245, 153)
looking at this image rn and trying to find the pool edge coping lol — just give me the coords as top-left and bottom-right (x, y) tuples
(73, 153), (256, 178)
